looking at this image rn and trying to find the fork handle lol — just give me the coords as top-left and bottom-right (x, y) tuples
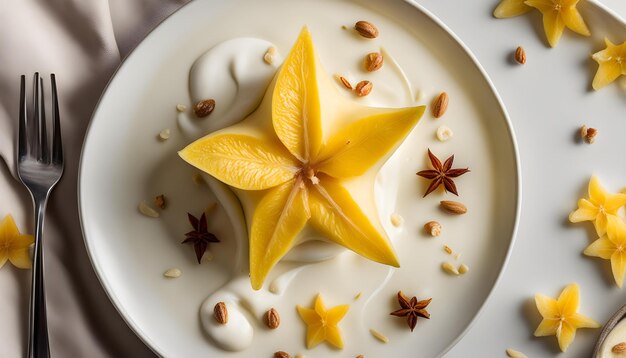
(27, 197), (50, 358)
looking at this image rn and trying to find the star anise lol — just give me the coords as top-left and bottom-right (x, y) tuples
(183, 212), (219, 264)
(390, 291), (431, 332)
(416, 149), (469, 197)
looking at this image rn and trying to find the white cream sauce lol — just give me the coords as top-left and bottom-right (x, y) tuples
(181, 37), (414, 351)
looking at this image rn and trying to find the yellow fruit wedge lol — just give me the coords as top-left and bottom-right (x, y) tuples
(179, 26), (424, 290)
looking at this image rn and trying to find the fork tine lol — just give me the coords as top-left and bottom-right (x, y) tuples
(32, 72), (41, 159)
(39, 77), (49, 163)
(50, 74), (63, 165)
(18, 75), (28, 161)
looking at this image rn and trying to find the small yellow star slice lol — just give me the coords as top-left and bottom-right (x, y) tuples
(534, 283), (600, 352)
(296, 294), (349, 349)
(584, 215), (626, 287)
(569, 175), (626, 236)
(592, 38), (626, 90)
(524, 0), (590, 47)
(0, 214), (34, 269)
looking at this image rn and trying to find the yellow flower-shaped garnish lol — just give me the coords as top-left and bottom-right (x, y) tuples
(569, 175), (626, 236)
(534, 283), (600, 352)
(0, 215), (34, 269)
(591, 38), (626, 90)
(179, 27), (424, 289)
(524, 0), (590, 47)
(584, 216), (626, 287)
(493, 0), (532, 18)
(296, 294), (349, 349)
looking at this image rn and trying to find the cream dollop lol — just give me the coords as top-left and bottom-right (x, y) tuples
(178, 37), (282, 139)
(200, 299), (253, 351)
(184, 37), (411, 352)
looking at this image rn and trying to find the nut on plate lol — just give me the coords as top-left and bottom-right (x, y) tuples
(154, 194), (166, 209)
(163, 268), (181, 278)
(194, 99), (216, 118)
(506, 348), (528, 358)
(442, 262), (459, 275)
(580, 125), (597, 144)
(613, 342), (626, 353)
(432, 92), (449, 118)
(440, 200), (467, 215)
(213, 302), (228, 324)
(436, 125), (453, 141)
(424, 221), (442, 236)
(364, 52), (383, 72)
(337, 75), (352, 90)
(514, 46), (526, 64)
(265, 308), (280, 329)
(354, 20), (379, 39)
(274, 352), (292, 358)
(355, 80), (373, 97)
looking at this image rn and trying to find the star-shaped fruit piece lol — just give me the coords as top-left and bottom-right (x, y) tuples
(390, 291), (431, 331)
(584, 216), (626, 287)
(296, 294), (349, 349)
(591, 38), (626, 90)
(182, 212), (219, 264)
(416, 149), (469, 197)
(569, 175), (626, 236)
(534, 283), (600, 352)
(179, 27), (424, 289)
(493, 0), (532, 18)
(524, 0), (590, 47)
(0, 215), (34, 269)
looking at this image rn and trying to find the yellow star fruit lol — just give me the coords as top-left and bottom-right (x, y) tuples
(534, 283), (600, 352)
(569, 175), (626, 236)
(591, 38), (626, 90)
(0, 215), (34, 269)
(493, 0), (532, 18)
(524, 0), (590, 47)
(296, 294), (349, 349)
(584, 216), (626, 287)
(179, 27), (425, 289)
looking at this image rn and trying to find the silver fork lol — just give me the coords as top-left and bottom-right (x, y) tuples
(17, 73), (64, 358)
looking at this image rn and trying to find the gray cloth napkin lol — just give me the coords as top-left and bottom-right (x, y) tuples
(0, 1), (188, 356)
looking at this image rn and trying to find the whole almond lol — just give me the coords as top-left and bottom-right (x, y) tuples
(265, 308), (280, 329)
(194, 99), (216, 118)
(440, 200), (467, 215)
(355, 80), (373, 97)
(214, 302), (228, 324)
(274, 352), (292, 358)
(365, 52), (383, 72)
(354, 21), (379, 39)
(613, 342), (626, 353)
(424, 221), (442, 237)
(514, 46), (526, 65)
(432, 92), (449, 118)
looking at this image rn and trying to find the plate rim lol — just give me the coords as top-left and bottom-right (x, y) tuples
(77, 1), (522, 356)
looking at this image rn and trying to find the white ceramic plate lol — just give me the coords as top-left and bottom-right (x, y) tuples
(79, 0), (520, 357)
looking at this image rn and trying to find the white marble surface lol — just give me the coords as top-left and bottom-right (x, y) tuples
(421, 0), (626, 356)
